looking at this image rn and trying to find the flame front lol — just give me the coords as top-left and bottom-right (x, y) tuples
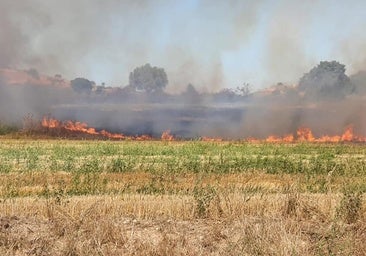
(41, 117), (60, 128)
(41, 117), (366, 142)
(41, 117), (152, 140)
(257, 125), (365, 143)
(161, 130), (175, 141)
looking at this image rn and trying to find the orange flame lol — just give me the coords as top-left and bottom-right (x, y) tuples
(246, 137), (261, 143)
(340, 126), (354, 142)
(63, 120), (98, 135)
(41, 117), (366, 143)
(161, 130), (175, 141)
(41, 117), (154, 140)
(201, 136), (223, 142)
(41, 117), (60, 128)
(297, 127), (315, 142)
(259, 125), (365, 143)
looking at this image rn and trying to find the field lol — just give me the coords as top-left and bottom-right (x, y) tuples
(0, 138), (366, 255)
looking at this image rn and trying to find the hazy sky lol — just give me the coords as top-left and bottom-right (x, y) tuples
(1, 0), (366, 91)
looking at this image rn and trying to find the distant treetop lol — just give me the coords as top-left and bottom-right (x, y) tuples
(70, 77), (95, 94)
(129, 64), (168, 93)
(299, 61), (354, 100)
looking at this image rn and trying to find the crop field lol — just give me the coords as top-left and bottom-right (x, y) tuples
(0, 138), (366, 255)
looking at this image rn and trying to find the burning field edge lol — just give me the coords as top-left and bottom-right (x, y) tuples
(18, 115), (366, 143)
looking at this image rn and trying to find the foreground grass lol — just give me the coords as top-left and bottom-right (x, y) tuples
(1, 194), (365, 255)
(1, 139), (366, 196)
(0, 138), (365, 255)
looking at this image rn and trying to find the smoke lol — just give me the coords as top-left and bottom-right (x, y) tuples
(1, 67), (365, 138)
(1, 1), (366, 138)
(0, 71), (73, 125)
(0, 1), (263, 88)
(264, 1), (313, 85)
(1, 1), (366, 88)
(0, 1), (35, 67)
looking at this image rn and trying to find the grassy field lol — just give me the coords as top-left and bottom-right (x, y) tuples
(0, 138), (365, 255)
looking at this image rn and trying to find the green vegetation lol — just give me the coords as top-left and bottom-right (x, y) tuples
(0, 123), (18, 135)
(0, 138), (365, 255)
(0, 139), (365, 198)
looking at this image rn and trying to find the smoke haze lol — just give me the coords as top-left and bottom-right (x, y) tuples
(0, 1), (366, 139)
(1, 1), (366, 89)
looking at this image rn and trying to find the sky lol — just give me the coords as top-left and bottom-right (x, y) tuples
(1, 0), (366, 91)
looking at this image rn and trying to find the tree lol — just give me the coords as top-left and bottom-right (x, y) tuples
(180, 83), (201, 103)
(299, 61), (354, 100)
(26, 68), (40, 79)
(129, 64), (168, 93)
(70, 77), (94, 94)
(234, 83), (251, 96)
(184, 83), (199, 96)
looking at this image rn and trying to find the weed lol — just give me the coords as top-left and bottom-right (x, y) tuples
(62, 156), (75, 172)
(25, 147), (39, 171)
(282, 184), (301, 218)
(108, 157), (129, 173)
(0, 124), (18, 135)
(0, 163), (11, 173)
(193, 185), (217, 218)
(336, 191), (363, 224)
(79, 158), (101, 173)
(70, 171), (107, 195)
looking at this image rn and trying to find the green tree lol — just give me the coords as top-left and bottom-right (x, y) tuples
(26, 68), (40, 79)
(184, 83), (199, 96)
(299, 61), (354, 100)
(70, 77), (94, 94)
(129, 64), (168, 93)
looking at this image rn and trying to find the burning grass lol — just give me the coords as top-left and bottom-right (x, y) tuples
(19, 116), (366, 143)
(0, 138), (365, 255)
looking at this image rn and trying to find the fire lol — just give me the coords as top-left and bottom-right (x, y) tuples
(259, 125), (365, 143)
(264, 134), (294, 143)
(313, 125), (363, 142)
(297, 127), (315, 142)
(161, 130), (175, 141)
(41, 117), (60, 128)
(100, 130), (125, 139)
(63, 120), (98, 135)
(40, 117), (366, 143)
(341, 126), (354, 141)
(283, 134), (295, 142)
(41, 117), (153, 140)
(201, 136), (223, 142)
(135, 134), (153, 141)
(246, 137), (261, 143)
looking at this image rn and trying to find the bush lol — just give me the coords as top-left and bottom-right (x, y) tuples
(0, 123), (18, 135)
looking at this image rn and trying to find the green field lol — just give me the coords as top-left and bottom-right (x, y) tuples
(1, 139), (366, 196)
(0, 139), (365, 255)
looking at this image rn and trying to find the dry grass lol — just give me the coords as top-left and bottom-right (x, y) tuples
(1, 138), (365, 255)
(1, 171), (365, 198)
(0, 193), (365, 255)
(0, 171), (305, 197)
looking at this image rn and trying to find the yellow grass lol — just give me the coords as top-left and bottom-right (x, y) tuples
(0, 193), (365, 255)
